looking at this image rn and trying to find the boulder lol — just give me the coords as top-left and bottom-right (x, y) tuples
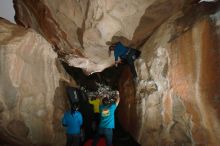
(14, 0), (185, 73)
(0, 19), (75, 146)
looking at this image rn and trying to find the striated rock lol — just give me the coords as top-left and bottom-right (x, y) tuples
(7, 120), (29, 138)
(0, 19), (75, 146)
(119, 4), (220, 146)
(145, 81), (158, 94)
(10, 0), (220, 146)
(0, 100), (4, 113)
(14, 0), (185, 74)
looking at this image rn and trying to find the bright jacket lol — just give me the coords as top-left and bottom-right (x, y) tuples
(114, 42), (128, 61)
(89, 98), (101, 113)
(62, 110), (83, 134)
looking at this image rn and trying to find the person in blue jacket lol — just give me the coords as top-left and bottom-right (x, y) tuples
(109, 42), (141, 81)
(92, 91), (120, 146)
(62, 103), (83, 146)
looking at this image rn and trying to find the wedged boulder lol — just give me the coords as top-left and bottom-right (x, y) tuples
(118, 4), (220, 146)
(0, 19), (75, 146)
(14, 0), (185, 74)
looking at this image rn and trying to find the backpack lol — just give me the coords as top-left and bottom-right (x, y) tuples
(126, 48), (141, 60)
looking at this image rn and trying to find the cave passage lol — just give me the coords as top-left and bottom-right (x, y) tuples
(62, 62), (141, 146)
(1, 0), (220, 146)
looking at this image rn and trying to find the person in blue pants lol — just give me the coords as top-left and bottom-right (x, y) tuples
(62, 103), (83, 146)
(109, 42), (141, 81)
(92, 92), (120, 146)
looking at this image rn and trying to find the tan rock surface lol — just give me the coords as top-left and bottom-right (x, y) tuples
(0, 19), (74, 146)
(14, 0), (185, 74)
(118, 5), (220, 146)
(10, 1), (220, 146)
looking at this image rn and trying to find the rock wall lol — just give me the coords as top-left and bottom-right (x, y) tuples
(13, 0), (185, 74)
(0, 19), (75, 146)
(10, 0), (220, 146)
(118, 5), (220, 146)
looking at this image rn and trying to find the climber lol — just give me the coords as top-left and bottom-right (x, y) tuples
(89, 96), (101, 133)
(108, 42), (141, 82)
(62, 102), (83, 146)
(92, 91), (120, 146)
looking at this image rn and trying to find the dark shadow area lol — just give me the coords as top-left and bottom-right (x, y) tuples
(62, 62), (141, 146)
(113, 109), (141, 146)
(61, 61), (125, 90)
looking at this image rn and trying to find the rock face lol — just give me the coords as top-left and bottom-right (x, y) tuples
(10, 0), (220, 146)
(118, 4), (220, 146)
(0, 19), (74, 146)
(13, 0), (185, 74)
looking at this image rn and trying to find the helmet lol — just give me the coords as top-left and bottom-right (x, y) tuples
(71, 102), (79, 111)
(102, 97), (110, 106)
